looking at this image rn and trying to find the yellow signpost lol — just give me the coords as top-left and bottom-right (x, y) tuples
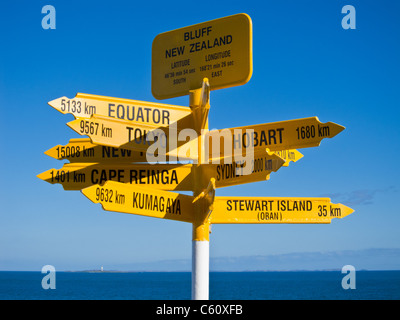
(49, 93), (191, 125)
(37, 163), (194, 191)
(44, 138), (148, 163)
(38, 13), (354, 301)
(82, 185), (354, 225)
(152, 13), (253, 99)
(210, 197), (354, 224)
(82, 181), (195, 223)
(214, 148), (303, 167)
(205, 117), (345, 160)
(200, 152), (285, 188)
(66, 114), (195, 157)
(273, 149), (303, 167)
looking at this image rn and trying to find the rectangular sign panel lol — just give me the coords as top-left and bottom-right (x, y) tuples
(200, 152), (285, 188)
(216, 148), (303, 167)
(152, 13), (253, 99)
(204, 117), (345, 160)
(48, 93), (191, 125)
(67, 114), (195, 157)
(37, 163), (194, 191)
(44, 138), (148, 163)
(273, 149), (303, 167)
(82, 181), (195, 223)
(210, 197), (354, 224)
(44, 138), (197, 163)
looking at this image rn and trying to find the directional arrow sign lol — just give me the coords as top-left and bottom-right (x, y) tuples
(210, 197), (354, 224)
(67, 114), (194, 156)
(152, 13), (252, 99)
(43, 138), (195, 163)
(200, 151), (285, 188)
(204, 117), (345, 159)
(48, 93), (191, 126)
(37, 163), (194, 191)
(273, 149), (303, 167)
(215, 148), (303, 167)
(82, 181), (195, 223)
(44, 138), (148, 163)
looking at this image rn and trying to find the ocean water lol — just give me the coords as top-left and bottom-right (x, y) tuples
(0, 271), (399, 300)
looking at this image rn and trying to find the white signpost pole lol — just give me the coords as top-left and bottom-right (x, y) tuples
(192, 239), (209, 300)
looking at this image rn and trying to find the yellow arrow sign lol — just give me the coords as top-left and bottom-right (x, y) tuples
(82, 181), (195, 223)
(37, 163), (194, 191)
(205, 117), (345, 159)
(215, 148), (303, 167)
(200, 151), (285, 188)
(66, 116), (311, 165)
(44, 138), (148, 163)
(273, 149), (303, 167)
(152, 13), (253, 99)
(210, 197), (354, 224)
(48, 93), (191, 126)
(66, 114), (196, 157)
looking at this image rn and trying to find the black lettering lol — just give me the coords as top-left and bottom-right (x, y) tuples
(102, 146), (111, 158)
(260, 131), (267, 146)
(126, 106), (134, 121)
(162, 110), (170, 125)
(170, 170), (178, 184)
(130, 170), (137, 183)
(132, 192), (138, 207)
(153, 109), (160, 124)
(268, 129), (276, 145)
(91, 169), (98, 184)
(117, 105), (124, 119)
(262, 201), (268, 211)
(139, 170), (145, 184)
(227, 200), (232, 211)
(276, 128), (284, 143)
(127, 127), (134, 142)
(137, 108), (144, 122)
(108, 104), (115, 117)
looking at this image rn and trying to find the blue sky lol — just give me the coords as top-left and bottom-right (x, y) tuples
(0, 0), (399, 271)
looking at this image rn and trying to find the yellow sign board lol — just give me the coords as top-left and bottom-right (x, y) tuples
(216, 148), (303, 167)
(273, 149), (303, 167)
(200, 152), (285, 188)
(67, 115), (170, 151)
(210, 197), (354, 224)
(82, 181), (195, 223)
(38, 152), (287, 192)
(152, 13), (253, 99)
(37, 163), (194, 191)
(44, 138), (148, 163)
(205, 117), (345, 159)
(67, 114), (195, 156)
(48, 93), (191, 126)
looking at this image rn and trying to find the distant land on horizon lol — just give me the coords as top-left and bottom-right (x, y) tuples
(2, 248), (399, 272)
(93, 248), (400, 272)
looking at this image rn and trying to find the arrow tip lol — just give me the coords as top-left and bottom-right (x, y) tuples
(48, 97), (65, 113)
(328, 122), (346, 138)
(43, 148), (53, 158)
(81, 185), (98, 204)
(296, 150), (304, 161)
(37, 170), (51, 182)
(341, 204), (355, 218)
(333, 203), (354, 220)
(66, 119), (80, 133)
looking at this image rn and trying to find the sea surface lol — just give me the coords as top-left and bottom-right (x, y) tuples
(0, 271), (399, 300)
